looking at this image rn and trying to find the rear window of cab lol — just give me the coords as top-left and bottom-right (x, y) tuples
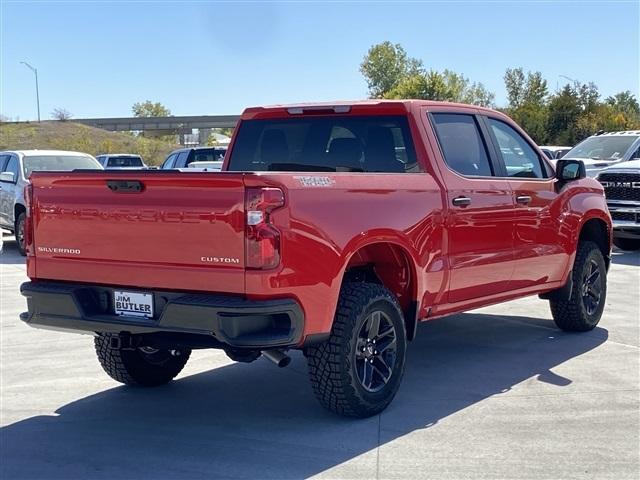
(227, 115), (421, 173)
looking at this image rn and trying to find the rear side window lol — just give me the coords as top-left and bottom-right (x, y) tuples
(431, 113), (493, 177)
(227, 115), (420, 173)
(488, 118), (546, 179)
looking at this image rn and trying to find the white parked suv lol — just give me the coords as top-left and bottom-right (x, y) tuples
(0, 150), (102, 255)
(560, 131), (640, 177)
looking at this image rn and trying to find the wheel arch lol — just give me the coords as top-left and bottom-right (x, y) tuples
(578, 216), (611, 270)
(340, 236), (420, 341)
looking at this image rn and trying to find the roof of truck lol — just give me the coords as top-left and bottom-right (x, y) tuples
(242, 99), (501, 119)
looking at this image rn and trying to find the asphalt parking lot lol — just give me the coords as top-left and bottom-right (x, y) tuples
(1, 234), (638, 480)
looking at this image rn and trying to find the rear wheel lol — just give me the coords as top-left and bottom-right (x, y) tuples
(550, 241), (607, 332)
(94, 334), (191, 386)
(613, 237), (640, 251)
(306, 283), (407, 418)
(15, 212), (26, 256)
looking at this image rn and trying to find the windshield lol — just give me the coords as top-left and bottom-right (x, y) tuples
(564, 136), (638, 160)
(227, 115), (419, 173)
(23, 155), (102, 177)
(106, 156), (143, 167)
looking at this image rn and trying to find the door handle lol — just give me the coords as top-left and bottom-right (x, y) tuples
(516, 195), (532, 205)
(452, 196), (472, 207)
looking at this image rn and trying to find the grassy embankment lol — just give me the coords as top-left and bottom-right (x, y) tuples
(0, 121), (178, 166)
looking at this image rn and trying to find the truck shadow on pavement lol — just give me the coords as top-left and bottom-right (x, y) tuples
(0, 236), (25, 265)
(0, 313), (608, 479)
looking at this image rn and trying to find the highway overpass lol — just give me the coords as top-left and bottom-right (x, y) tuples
(73, 114), (240, 132)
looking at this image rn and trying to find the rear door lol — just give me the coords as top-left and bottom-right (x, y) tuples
(426, 108), (516, 304)
(483, 116), (567, 288)
(31, 171), (247, 293)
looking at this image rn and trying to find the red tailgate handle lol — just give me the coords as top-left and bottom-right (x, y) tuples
(106, 180), (145, 193)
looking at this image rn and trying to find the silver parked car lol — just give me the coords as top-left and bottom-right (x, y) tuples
(0, 150), (102, 255)
(561, 131), (640, 177)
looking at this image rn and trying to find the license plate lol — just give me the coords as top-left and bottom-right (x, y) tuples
(114, 291), (154, 318)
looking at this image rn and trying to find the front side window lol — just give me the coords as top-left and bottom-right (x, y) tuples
(5, 156), (20, 180)
(431, 113), (493, 177)
(227, 115), (419, 173)
(162, 153), (178, 169)
(0, 154), (9, 172)
(175, 151), (189, 168)
(488, 118), (546, 179)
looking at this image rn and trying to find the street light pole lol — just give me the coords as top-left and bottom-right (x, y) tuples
(559, 74), (577, 85)
(20, 61), (40, 122)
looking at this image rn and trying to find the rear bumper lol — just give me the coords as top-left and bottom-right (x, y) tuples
(20, 281), (304, 349)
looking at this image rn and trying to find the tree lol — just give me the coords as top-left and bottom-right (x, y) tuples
(504, 68), (548, 110)
(51, 107), (72, 121)
(605, 91), (640, 119)
(385, 69), (494, 107)
(360, 42), (422, 98)
(132, 101), (171, 118)
(504, 68), (526, 108)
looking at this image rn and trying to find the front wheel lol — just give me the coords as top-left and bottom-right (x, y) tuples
(306, 283), (407, 418)
(550, 241), (607, 332)
(613, 237), (640, 251)
(15, 212), (26, 256)
(94, 334), (191, 386)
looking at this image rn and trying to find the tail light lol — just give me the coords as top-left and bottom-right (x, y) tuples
(245, 187), (284, 269)
(23, 183), (34, 253)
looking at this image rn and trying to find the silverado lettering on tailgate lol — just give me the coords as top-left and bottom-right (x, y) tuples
(39, 205), (219, 223)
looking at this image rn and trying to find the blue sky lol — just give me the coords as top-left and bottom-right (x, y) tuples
(1, 1), (638, 121)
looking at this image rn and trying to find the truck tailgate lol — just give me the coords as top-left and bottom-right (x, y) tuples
(30, 172), (246, 293)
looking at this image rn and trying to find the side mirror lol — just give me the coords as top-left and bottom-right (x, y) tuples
(556, 159), (585, 182)
(0, 171), (15, 183)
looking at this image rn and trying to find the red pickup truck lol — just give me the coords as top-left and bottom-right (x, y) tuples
(20, 101), (611, 418)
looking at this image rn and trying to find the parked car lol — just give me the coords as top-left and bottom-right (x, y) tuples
(597, 159), (640, 251)
(0, 150), (102, 255)
(540, 145), (571, 160)
(561, 131), (640, 176)
(19, 101), (611, 418)
(161, 146), (227, 169)
(96, 154), (147, 169)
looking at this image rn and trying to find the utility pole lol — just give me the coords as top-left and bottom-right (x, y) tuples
(20, 61), (40, 122)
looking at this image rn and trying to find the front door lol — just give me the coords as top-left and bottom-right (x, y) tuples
(483, 117), (567, 289)
(0, 154), (15, 228)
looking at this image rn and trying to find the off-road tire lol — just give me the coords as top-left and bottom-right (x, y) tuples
(306, 282), (407, 418)
(94, 334), (191, 386)
(550, 241), (607, 332)
(15, 212), (26, 256)
(613, 237), (640, 251)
